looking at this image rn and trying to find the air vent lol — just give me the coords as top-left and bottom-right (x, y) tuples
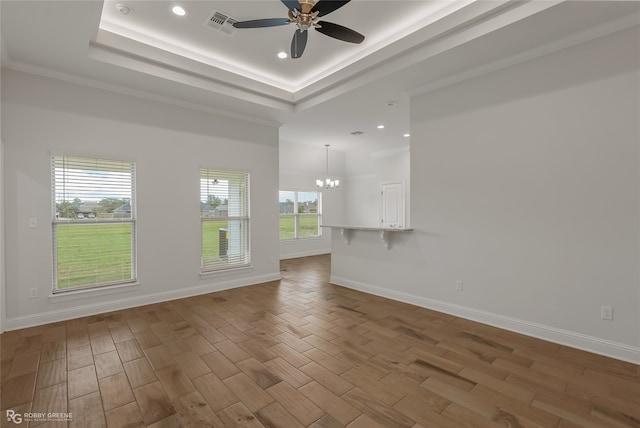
(205, 10), (237, 36)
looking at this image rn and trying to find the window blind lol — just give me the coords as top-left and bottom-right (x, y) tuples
(200, 168), (250, 272)
(52, 155), (136, 291)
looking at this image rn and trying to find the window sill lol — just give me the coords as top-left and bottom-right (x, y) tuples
(49, 282), (140, 303)
(280, 236), (323, 242)
(200, 264), (253, 279)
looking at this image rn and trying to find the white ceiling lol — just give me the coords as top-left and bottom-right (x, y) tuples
(2, 1), (639, 152)
(99, 0), (466, 92)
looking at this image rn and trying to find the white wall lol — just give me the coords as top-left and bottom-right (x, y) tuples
(1, 69), (281, 329)
(331, 27), (640, 363)
(0, 68), (4, 333)
(344, 147), (410, 227)
(279, 140), (345, 259)
(1, 137), (4, 333)
(0, 56), (4, 333)
(343, 174), (377, 226)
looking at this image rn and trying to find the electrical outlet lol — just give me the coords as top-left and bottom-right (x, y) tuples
(600, 306), (613, 320)
(29, 288), (38, 299)
(456, 280), (463, 291)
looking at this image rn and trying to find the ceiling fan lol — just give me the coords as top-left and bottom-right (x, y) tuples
(232, 0), (365, 59)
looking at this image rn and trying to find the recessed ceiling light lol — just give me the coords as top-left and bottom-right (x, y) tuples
(172, 5), (186, 16)
(385, 101), (398, 107)
(377, 125), (385, 129)
(116, 3), (131, 15)
(350, 131), (364, 135)
(277, 51), (288, 59)
(403, 133), (410, 137)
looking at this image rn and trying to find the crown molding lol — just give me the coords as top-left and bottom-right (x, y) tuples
(408, 11), (640, 98)
(2, 59), (283, 129)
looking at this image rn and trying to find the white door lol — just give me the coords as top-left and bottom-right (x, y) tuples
(380, 182), (404, 228)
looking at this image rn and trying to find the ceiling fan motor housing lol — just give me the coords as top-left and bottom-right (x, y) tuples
(289, 9), (320, 31)
(298, 0), (319, 12)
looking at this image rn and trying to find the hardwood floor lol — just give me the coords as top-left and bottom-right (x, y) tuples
(1, 254), (639, 427)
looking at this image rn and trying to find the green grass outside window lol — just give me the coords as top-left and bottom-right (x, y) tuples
(56, 223), (132, 289)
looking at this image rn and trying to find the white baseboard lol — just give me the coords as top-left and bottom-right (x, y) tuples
(5, 273), (281, 331)
(280, 249), (331, 260)
(331, 275), (640, 365)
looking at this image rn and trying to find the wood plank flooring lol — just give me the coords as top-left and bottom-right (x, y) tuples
(1, 254), (639, 427)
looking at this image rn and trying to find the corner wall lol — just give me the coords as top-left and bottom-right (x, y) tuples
(331, 27), (640, 362)
(1, 69), (281, 329)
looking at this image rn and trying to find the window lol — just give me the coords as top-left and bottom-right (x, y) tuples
(279, 190), (321, 240)
(52, 155), (136, 291)
(200, 168), (250, 272)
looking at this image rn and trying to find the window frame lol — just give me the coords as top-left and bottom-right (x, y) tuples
(279, 190), (322, 241)
(51, 154), (137, 293)
(200, 168), (251, 273)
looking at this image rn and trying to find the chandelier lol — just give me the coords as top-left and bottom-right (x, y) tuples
(316, 144), (339, 189)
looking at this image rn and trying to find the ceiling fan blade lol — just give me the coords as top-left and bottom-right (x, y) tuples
(280, 0), (301, 12)
(311, 0), (351, 17)
(315, 21), (365, 44)
(291, 29), (308, 59)
(233, 18), (290, 28)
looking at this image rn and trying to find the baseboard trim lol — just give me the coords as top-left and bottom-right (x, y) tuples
(5, 272), (281, 331)
(331, 275), (640, 364)
(280, 249), (331, 260)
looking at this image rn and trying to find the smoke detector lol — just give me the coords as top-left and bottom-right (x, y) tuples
(116, 3), (131, 15)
